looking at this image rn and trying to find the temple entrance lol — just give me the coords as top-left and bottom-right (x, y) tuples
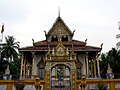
(51, 64), (71, 90)
(44, 39), (77, 90)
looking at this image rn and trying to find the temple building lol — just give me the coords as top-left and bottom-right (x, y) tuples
(19, 15), (102, 90)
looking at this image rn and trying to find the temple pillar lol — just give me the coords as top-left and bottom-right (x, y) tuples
(20, 54), (23, 79)
(81, 59), (86, 90)
(82, 57), (86, 76)
(55, 66), (57, 79)
(90, 60), (93, 78)
(86, 52), (89, 77)
(28, 65), (30, 75)
(26, 64), (30, 76)
(31, 52), (35, 79)
(97, 56), (100, 77)
(93, 56), (97, 78)
(23, 57), (26, 79)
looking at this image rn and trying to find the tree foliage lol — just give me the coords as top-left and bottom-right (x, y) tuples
(1, 35), (20, 62)
(0, 36), (20, 79)
(100, 48), (120, 75)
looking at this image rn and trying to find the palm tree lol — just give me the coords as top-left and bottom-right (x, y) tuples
(1, 36), (20, 62)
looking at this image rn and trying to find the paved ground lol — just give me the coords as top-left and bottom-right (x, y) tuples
(0, 84), (120, 90)
(0, 85), (44, 90)
(0, 85), (36, 90)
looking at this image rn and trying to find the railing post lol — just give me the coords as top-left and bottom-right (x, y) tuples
(109, 81), (115, 90)
(81, 75), (86, 90)
(35, 78), (41, 90)
(6, 83), (13, 90)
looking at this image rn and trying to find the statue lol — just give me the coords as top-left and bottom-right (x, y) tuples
(57, 66), (64, 81)
(5, 65), (10, 75)
(107, 63), (114, 79)
(3, 65), (12, 80)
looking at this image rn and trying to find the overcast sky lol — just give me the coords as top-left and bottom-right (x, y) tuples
(0, 0), (120, 53)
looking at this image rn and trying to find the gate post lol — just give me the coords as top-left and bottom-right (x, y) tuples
(81, 75), (86, 90)
(6, 83), (13, 90)
(71, 70), (76, 90)
(35, 78), (41, 90)
(45, 70), (50, 90)
(109, 80), (115, 90)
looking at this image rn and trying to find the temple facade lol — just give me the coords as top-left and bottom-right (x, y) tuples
(19, 15), (102, 90)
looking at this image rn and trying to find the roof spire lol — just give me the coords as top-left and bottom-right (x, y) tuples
(58, 7), (60, 17)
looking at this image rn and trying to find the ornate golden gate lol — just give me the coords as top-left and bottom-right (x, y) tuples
(45, 40), (77, 90)
(50, 64), (71, 90)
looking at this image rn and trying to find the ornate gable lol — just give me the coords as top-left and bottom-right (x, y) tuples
(55, 40), (66, 56)
(46, 16), (74, 42)
(45, 40), (77, 61)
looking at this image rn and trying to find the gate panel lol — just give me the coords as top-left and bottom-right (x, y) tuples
(51, 80), (71, 90)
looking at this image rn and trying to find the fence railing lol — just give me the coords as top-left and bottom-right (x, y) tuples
(76, 79), (120, 90)
(1, 79), (120, 90)
(0, 79), (45, 90)
(1, 73), (120, 80)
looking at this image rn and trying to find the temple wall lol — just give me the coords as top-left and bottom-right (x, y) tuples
(77, 54), (85, 64)
(33, 55), (40, 75)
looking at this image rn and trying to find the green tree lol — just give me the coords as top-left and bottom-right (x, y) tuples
(2, 35), (20, 62)
(106, 48), (120, 73)
(100, 53), (108, 74)
(100, 48), (120, 78)
(0, 36), (20, 78)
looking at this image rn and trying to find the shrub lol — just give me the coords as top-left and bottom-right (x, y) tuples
(14, 79), (25, 90)
(97, 81), (107, 90)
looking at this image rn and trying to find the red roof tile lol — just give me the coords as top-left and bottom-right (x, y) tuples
(19, 39), (101, 52)
(34, 39), (86, 46)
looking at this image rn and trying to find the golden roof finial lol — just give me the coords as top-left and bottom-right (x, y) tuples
(32, 39), (34, 43)
(100, 43), (103, 48)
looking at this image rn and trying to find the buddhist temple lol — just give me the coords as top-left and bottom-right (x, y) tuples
(19, 14), (102, 90)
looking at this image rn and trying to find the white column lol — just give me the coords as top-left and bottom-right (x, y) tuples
(90, 60), (93, 78)
(86, 52), (89, 77)
(97, 58), (100, 77)
(94, 56), (97, 78)
(20, 54), (23, 79)
(31, 52), (35, 79)
(82, 57), (86, 76)
(23, 58), (26, 79)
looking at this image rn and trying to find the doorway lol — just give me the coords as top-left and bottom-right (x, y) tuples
(50, 64), (71, 90)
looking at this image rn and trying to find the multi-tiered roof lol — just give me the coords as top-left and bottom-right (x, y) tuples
(19, 16), (101, 52)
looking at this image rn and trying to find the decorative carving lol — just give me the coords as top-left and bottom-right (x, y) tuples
(52, 48), (55, 55)
(70, 62), (76, 69)
(46, 46), (51, 60)
(55, 40), (66, 56)
(47, 16), (73, 42)
(46, 62), (51, 70)
(66, 48), (69, 56)
(70, 44), (76, 60)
